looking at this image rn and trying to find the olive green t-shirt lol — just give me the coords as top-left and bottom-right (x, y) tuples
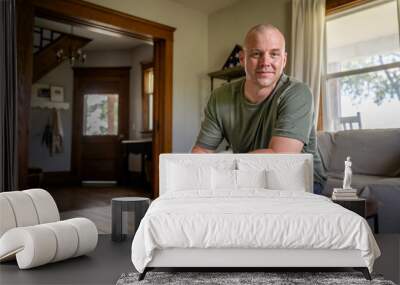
(195, 74), (326, 185)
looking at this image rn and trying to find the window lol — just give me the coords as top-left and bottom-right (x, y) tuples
(83, 94), (119, 135)
(141, 62), (154, 132)
(325, 0), (400, 130)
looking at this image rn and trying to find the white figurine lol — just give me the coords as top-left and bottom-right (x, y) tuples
(343, 156), (352, 189)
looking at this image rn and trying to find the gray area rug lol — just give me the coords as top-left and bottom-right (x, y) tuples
(116, 271), (396, 285)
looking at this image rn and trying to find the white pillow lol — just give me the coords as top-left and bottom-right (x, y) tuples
(237, 169), (267, 189)
(237, 158), (308, 192)
(212, 169), (268, 190)
(167, 162), (211, 191)
(212, 168), (236, 190)
(266, 166), (307, 191)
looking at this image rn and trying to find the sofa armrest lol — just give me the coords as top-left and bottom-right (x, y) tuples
(317, 131), (335, 172)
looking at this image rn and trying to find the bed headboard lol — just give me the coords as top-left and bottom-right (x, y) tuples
(159, 153), (314, 196)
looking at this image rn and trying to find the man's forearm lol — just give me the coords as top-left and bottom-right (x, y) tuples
(191, 145), (215, 153)
(250, 136), (304, 154)
(248, 148), (276, 154)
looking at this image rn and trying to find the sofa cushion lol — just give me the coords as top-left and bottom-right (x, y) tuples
(1, 192), (40, 228)
(0, 196), (16, 237)
(316, 131), (334, 172)
(329, 129), (400, 177)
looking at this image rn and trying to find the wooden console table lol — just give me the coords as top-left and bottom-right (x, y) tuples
(208, 66), (245, 91)
(121, 138), (152, 186)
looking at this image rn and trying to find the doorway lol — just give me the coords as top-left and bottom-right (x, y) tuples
(17, 0), (175, 197)
(73, 67), (130, 182)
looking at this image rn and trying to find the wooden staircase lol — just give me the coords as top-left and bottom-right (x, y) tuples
(33, 26), (92, 83)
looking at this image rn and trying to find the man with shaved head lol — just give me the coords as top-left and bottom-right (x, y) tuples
(192, 24), (326, 193)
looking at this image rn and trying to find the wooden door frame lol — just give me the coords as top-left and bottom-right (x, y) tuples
(17, 0), (175, 198)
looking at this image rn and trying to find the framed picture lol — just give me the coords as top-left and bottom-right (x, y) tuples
(50, 86), (64, 102)
(32, 83), (51, 101)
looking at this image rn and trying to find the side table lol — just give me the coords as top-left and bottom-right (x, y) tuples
(332, 198), (366, 218)
(111, 197), (150, 241)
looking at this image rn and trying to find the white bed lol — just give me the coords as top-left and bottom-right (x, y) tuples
(131, 154), (380, 280)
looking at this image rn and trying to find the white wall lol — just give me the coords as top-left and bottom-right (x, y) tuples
(85, 0), (209, 152)
(208, 0), (292, 72)
(29, 61), (74, 172)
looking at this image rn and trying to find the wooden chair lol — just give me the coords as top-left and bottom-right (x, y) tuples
(340, 112), (362, 130)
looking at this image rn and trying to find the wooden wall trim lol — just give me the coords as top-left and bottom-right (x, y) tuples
(33, 0), (176, 41)
(152, 40), (162, 198)
(163, 40), (173, 154)
(326, 0), (376, 15)
(152, 39), (173, 198)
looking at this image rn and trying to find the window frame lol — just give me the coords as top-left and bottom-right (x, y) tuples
(324, 0), (400, 130)
(141, 61), (154, 133)
(326, 0), (376, 15)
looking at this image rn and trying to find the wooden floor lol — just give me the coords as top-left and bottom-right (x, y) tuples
(47, 185), (150, 234)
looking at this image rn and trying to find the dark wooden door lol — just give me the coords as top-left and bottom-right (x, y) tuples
(72, 67), (130, 182)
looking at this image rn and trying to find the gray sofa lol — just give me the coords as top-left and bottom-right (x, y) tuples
(317, 129), (400, 233)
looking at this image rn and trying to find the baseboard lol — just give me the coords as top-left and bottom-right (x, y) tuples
(42, 171), (79, 187)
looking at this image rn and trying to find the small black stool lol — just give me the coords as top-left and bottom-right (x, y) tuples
(111, 197), (150, 241)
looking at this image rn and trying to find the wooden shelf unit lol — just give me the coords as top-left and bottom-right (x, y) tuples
(208, 66), (245, 91)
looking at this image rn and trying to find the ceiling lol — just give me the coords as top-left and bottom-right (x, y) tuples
(169, 0), (241, 14)
(35, 17), (150, 51)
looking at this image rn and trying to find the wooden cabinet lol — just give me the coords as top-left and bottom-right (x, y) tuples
(332, 198), (366, 218)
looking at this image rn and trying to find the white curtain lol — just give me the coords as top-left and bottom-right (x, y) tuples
(290, 0), (326, 127)
(398, 0), (400, 46)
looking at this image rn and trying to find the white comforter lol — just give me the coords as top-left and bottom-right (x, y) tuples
(131, 190), (380, 273)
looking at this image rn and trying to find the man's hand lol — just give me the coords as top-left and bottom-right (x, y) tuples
(249, 136), (304, 154)
(191, 145), (215, 153)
